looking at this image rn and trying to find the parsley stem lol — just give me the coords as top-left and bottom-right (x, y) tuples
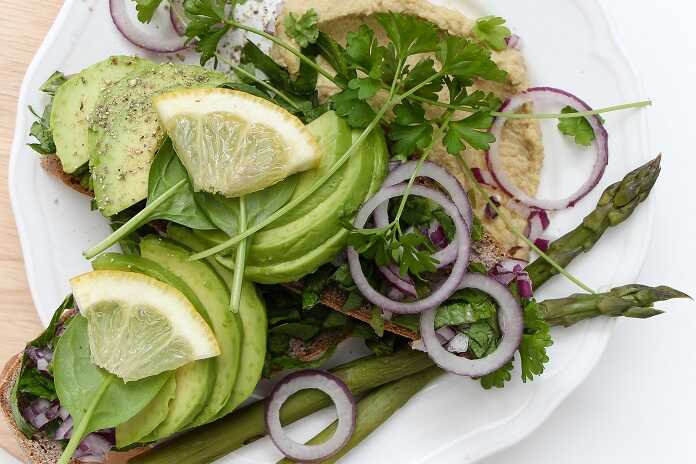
(412, 96), (651, 120)
(216, 53), (302, 111)
(390, 109), (455, 232)
(229, 195), (247, 313)
(226, 19), (340, 87)
(455, 154), (596, 294)
(492, 100), (652, 120)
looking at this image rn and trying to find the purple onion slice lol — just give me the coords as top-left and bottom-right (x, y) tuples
(349, 185), (470, 314)
(420, 273), (523, 377)
(486, 87), (609, 210)
(110, 0), (189, 53)
(265, 370), (356, 462)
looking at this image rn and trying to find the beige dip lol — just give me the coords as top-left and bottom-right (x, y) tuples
(273, 0), (544, 258)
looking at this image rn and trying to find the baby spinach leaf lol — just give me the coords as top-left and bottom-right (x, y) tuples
(53, 316), (171, 433)
(147, 140), (215, 229)
(194, 175), (298, 236)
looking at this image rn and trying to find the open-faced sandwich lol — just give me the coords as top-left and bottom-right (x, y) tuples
(3, 0), (689, 463)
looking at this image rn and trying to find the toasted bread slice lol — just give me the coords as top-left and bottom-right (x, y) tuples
(40, 155), (93, 197)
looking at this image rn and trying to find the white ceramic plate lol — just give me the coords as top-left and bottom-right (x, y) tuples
(8, 0), (653, 463)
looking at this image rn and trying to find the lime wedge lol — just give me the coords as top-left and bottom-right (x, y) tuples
(153, 88), (321, 198)
(70, 270), (220, 382)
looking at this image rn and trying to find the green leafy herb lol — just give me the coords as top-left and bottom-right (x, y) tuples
(284, 9), (319, 48)
(53, 317), (171, 463)
(480, 361), (513, 389)
(133, 0), (164, 23)
(434, 288), (497, 328)
(331, 264), (355, 290)
(444, 111), (496, 154)
(470, 215), (485, 241)
(27, 105), (55, 155)
(369, 306), (385, 337)
(557, 106), (596, 146)
(331, 88), (377, 128)
(519, 299), (553, 382)
(342, 291), (364, 311)
(472, 16), (511, 51)
(467, 262), (488, 274)
(39, 71), (67, 96)
(302, 266), (334, 310)
(183, 0), (232, 65)
(437, 35), (507, 83)
(388, 102), (434, 159)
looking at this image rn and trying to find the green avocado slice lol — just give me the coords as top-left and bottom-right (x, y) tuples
(90, 253), (214, 443)
(139, 236), (243, 430)
(166, 224), (268, 419)
(88, 63), (226, 216)
(51, 56), (149, 174)
(202, 126), (389, 284)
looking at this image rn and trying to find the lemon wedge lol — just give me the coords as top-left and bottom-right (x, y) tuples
(153, 88), (321, 197)
(70, 270), (220, 382)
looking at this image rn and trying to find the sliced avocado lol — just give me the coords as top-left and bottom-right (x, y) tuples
(167, 224), (267, 418)
(139, 236), (243, 428)
(91, 253), (214, 441)
(50, 56), (148, 174)
(89, 63), (227, 216)
(116, 375), (176, 448)
(246, 118), (372, 266)
(205, 127), (389, 284)
(267, 111), (352, 227)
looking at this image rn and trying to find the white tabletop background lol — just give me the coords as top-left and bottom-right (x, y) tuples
(480, 0), (696, 462)
(1, 1), (694, 463)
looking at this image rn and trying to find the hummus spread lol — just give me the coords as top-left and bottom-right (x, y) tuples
(273, 0), (544, 258)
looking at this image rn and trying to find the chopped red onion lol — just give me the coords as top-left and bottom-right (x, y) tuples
(22, 399), (60, 429)
(485, 196), (501, 220)
(490, 259), (534, 299)
(487, 87), (609, 210)
(266, 370), (356, 462)
(534, 238), (550, 252)
(349, 185), (470, 314)
(506, 34), (522, 49)
(55, 416), (73, 440)
(26, 346), (53, 373)
(471, 168), (496, 187)
(74, 432), (114, 463)
(420, 274), (523, 376)
(378, 265), (418, 298)
(386, 287), (405, 302)
(446, 333), (470, 354)
(428, 222), (448, 250)
(436, 326), (456, 343)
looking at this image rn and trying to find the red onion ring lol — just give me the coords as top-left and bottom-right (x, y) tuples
(110, 0), (189, 53)
(349, 185), (470, 314)
(374, 161), (473, 268)
(420, 273), (523, 377)
(265, 370), (356, 462)
(486, 87), (609, 210)
(169, 0), (188, 36)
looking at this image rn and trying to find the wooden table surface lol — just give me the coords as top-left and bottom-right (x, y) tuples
(0, 0), (63, 459)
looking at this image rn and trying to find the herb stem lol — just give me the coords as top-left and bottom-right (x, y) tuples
(456, 154), (596, 294)
(83, 179), (188, 259)
(58, 375), (114, 464)
(227, 19), (340, 87)
(216, 53), (301, 111)
(191, 58), (416, 261)
(390, 109), (455, 230)
(492, 100), (652, 120)
(229, 196), (248, 313)
(411, 97), (651, 119)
